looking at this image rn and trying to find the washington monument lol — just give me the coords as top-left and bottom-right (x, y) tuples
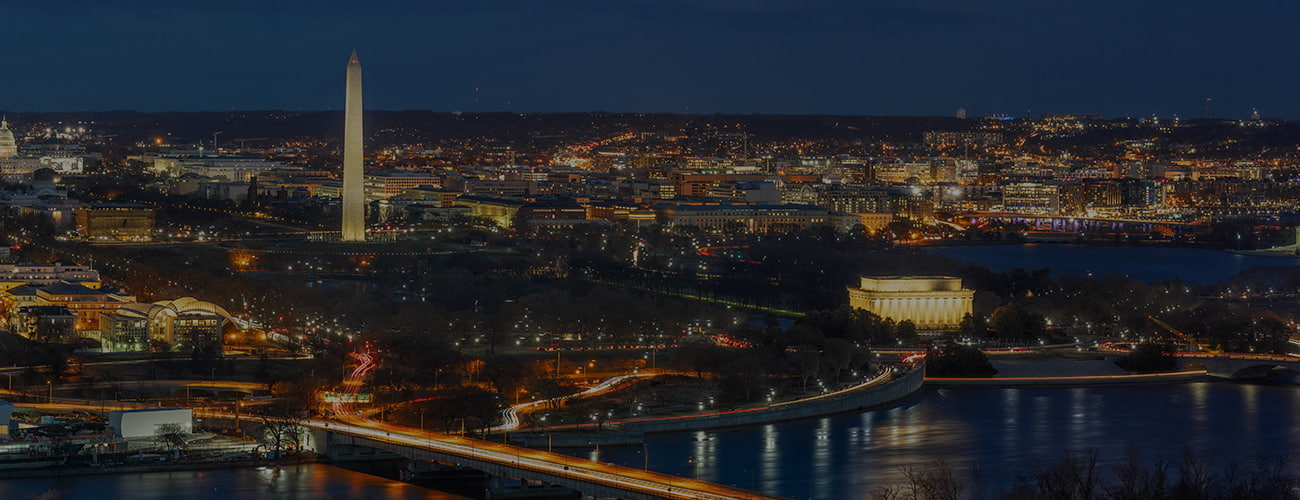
(341, 50), (365, 242)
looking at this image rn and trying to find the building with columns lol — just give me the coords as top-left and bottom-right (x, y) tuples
(847, 276), (974, 331)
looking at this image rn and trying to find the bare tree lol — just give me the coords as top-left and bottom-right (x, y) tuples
(254, 401), (305, 459)
(1106, 451), (1169, 500)
(872, 461), (962, 500)
(154, 423), (188, 456)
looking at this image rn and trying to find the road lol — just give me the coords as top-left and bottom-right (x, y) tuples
(316, 416), (781, 500)
(493, 372), (653, 432)
(13, 396), (780, 499)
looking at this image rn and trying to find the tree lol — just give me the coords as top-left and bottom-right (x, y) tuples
(716, 351), (768, 403)
(789, 346), (821, 391)
(253, 400), (306, 458)
(957, 313), (989, 338)
(823, 338), (854, 382)
(926, 344), (996, 377)
(154, 423), (189, 456)
(990, 304), (1045, 340)
(1117, 342), (1176, 373)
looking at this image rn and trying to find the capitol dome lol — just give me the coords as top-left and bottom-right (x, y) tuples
(0, 119), (16, 159)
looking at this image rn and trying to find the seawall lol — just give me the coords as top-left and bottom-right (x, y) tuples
(925, 370), (1209, 388)
(618, 365), (925, 434)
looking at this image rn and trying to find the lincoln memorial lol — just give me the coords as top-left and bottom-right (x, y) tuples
(847, 276), (974, 331)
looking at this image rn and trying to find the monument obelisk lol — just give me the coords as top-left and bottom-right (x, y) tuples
(341, 50), (365, 242)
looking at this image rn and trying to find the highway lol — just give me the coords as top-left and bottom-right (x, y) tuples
(14, 394), (781, 499)
(313, 416), (781, 500)
(493, 372), (652, 432)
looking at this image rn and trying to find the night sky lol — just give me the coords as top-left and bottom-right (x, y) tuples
(2, 1), (1297, 118)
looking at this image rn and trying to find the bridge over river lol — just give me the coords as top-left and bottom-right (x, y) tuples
(1177, 353), (1300, 380)
(303, 419), (782, 500)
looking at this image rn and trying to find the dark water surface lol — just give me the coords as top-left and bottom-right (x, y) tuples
(595, 382), (1300, 499)
(5, 383), (1296, 500)
(0, 463), (467, 500)
(924, 244), (1300, 283)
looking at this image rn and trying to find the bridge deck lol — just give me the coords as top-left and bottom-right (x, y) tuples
(311, 419), (784, 500)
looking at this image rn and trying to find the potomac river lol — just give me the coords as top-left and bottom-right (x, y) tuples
(923, 243), (1300, 283)
(3, 382), (1295, 500)
(604, 381), (1300, 499)
(5, 245), (1296, 499)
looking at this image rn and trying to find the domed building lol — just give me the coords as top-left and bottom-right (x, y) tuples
(0, 119), (17, 159)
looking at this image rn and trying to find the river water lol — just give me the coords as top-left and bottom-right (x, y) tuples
(924, 243), (1300, 283)
(3, 383), (1295, 499)
(0, 463), (467, 500)
(5, 247), (1293, 499)
(599, 382), (1300, 499)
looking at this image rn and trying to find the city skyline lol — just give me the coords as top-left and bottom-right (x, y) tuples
(5, 2), (1300, 499)
(1, 1), (1298, 118)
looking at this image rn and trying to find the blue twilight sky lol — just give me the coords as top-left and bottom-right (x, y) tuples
(0, 0), (1296, 118)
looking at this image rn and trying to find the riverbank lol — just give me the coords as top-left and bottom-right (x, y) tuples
(926, 369), (1209, 387)
(512, 365), (926, 445)
(0, 455), (315, 480)
(0, 462), (464, 500)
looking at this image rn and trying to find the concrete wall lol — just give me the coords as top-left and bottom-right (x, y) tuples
(618, 365), (925, 434)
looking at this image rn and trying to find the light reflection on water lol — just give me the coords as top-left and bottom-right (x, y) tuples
(596, 382), (1300, 499)
(6, 383), (1296, 500)
(0, 464), (466, 500)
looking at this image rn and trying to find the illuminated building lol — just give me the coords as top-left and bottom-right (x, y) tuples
(517, 200), (595, 230)
(455, 195), (524, 227)
(704, 180), (781, 204)
(462, 179), (537, 197)
(852, 212), (894, 232)
(0, 121), (46, 182)
(1119, 179), (1165, 207)
(847, 276), (974, 331)
(894, 195), (934, 222)
(922, 131), (1003, 148)
(12, 305), (75, 343)
(364, 170), (437, 200)
(1002, 182), (1064, 214)
(0, 261), (101, 292)
(668, 172), (754, 197)
(401, 187), (461, 207)
(1062, 180), (1122, 214)
(341, 50), (366, 242)
(170, 157), (281, 182)
(16, 281), (137, 334)
(655, 202), (847, 233)
(101, 297), (235, 352)
(0, 157), (45, 182)
(99, 309), (151, 351)
(813, 186), (893, 213)
(74, 203), (156, 241)
(0, 119), (15, 158)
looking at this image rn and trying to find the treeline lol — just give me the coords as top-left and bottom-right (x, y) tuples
(666, 306), (905, 403)
(873, 449), (1298, 500)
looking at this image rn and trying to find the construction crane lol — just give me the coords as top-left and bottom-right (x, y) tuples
(232, 138), (269, 149)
